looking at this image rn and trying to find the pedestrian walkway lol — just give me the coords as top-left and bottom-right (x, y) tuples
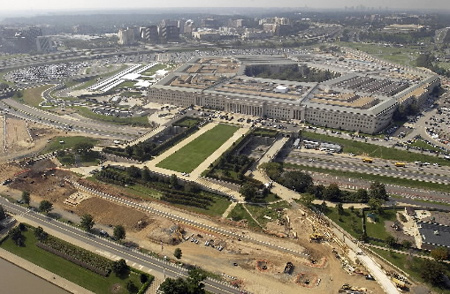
(221, 202), (237, 218)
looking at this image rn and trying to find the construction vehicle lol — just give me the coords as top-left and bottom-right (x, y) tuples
(394, 162), (406, 167)
(392, 278), (408, 290)
(283, 262), (294, 274)
(362, 157), (373, 163)
(309, 233), (324, 242)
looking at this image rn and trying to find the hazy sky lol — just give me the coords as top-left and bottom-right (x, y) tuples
(3, 0), (449, 12)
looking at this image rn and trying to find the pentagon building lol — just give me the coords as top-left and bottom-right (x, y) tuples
(148, 53), (439, 134)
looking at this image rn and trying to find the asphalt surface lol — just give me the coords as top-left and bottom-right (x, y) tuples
(0, 98), (145, 140)
(0, 196), (243, 294)
(286, 150), (450, 185)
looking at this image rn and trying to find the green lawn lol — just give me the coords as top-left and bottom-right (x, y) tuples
(365, 209), (397, 243)
(371, 248), (450, 294)
(74, 106), (149, 126)
(301, 131), (450, 166)
(157, 124), (239, 173)
(172, 193), (231, 217)
(245, 201), (290, 227)
(323, 206), (364, 239)
(410, 139), (442, 152)
(87, 177), (230, 217)
(40, 136), (99, 154)
(124, 184), (163, 200)
(228, 204), (261, 229)
(1, 228), (149, 294)
(338, 42), (420, 66)
(173, 117), (202, 128)
(14, 85), (52, 107)
(140, 64), (167, 76)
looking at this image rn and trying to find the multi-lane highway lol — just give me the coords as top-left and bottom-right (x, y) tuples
(0, 196), (243, 294)
(0, 98), (146, 140)
(287, 149), (450, 185)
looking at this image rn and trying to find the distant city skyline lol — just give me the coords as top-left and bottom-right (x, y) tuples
(2, 0), (449, 13)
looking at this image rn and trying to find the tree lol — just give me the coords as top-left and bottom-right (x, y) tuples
(186, 268), (206, 294)
(301, 193), (315, 207)
(74, 142), (94, 156)
(140, 273), (149, 284)
(259, 162), (283, 181)
(80, 214), (95, 231)
(126, 165), (141, 179)
(9, 227), (24, 246)
(0, 205), (6, 220)
(359, 231), (369, 243)
(39, 200), (53, 214)
(337, 203), (344, 215)
(239, 183), (257, 201)
(323, 183), (341, 201)
(159, 268), (206, 294)
(126, 280), (138, 294)
(34, 226), (48, 241)
(18, 223), (26, 231)
(184, 182), (200, 193)
(368, 181), (388, 201)
(307, 184), (324, 199)
(385, 235), (397, 248)
(141, 166), (151, 182)
(401, 240), (412, 250)
(354, 189), (369, 202)
(113, 225), (126, 241)
(431, 247), (449, 262)
(368, 198), (382, 213)
(174, 248), (182, 259)
(420, 260), (446, 286)
(112, 259), (129, 276)
(281, 171), (313, 193)
(170, 174), (179, 189)
(21, 191), (31, 205)
(159, 277), (189, 294)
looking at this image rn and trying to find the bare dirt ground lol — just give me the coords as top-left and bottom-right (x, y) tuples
(0, 159), (384, 294)
(0, 116), (70, 163)
(74, 197), (149, 230)
(7, 161), (78, 204)
(5, 116), (33, 151)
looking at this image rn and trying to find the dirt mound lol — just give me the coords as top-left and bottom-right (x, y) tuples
(9, 160), (77, 203)
(74, 197), (148, 230)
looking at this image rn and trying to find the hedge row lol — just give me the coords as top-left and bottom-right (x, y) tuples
(37, 242), (111, 276)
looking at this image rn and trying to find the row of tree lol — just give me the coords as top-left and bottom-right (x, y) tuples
(104, 121), (200, 162)
(159, 268), (207, 294)
(97, 166), (215, 209)
(261, 162), (388, 204)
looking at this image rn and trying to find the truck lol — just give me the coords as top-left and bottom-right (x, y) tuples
(362, 157), (373, 163)
(394, 162), (406, 167)
(392, 278), (408, 290)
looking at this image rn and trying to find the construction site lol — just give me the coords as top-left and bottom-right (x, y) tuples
(0, 154), (389, 294)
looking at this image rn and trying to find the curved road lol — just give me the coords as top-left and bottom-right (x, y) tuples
(0, 98), (146, 140)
